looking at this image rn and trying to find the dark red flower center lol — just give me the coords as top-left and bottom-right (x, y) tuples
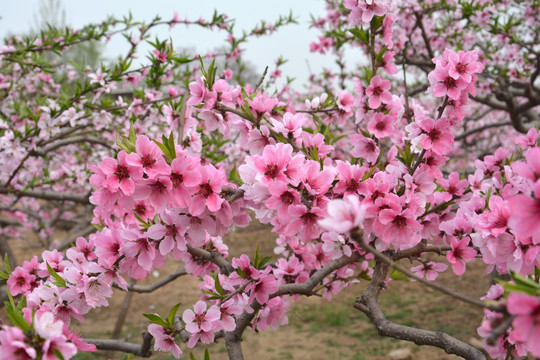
(198, 182), (213, 198)
(281, 191), (295, 205)
(443, 76), (457, 88)
(151, 180), (167, 194)
(455, 62), (467, 74)
(265, 164), (280, 178)
(171, 172), (183, 188)
(114, 165), (130, 181)
(392, 215), (407, 228)
(142, 154), (156, 168)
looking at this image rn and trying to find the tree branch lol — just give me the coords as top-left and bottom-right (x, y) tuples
(31, 136), (112, 156)
(113, 267), (187, 293)
(455, 121), (512, 141)
(186, 245), (234, 275)
(352, 231), (500, 311)
(85, 332), (153, 357)
(0, 189), (90, 204)
(355, 261), (487, 360)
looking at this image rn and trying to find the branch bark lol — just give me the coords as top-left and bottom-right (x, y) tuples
(0, 189), (90, 204)
(86, 332), (153, 357)
(355, 261), (487, 360)
(113, 267), (187, 293)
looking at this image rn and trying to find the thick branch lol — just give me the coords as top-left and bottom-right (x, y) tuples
(272, 253), (361, 297)
(86, 332), (153, 357)
(355, 260), (486, 360)
(0, 189), (90, 204)
(224, 332), (245, 360)
(392, 241), (451, 260)
(186, 245), (234, 275)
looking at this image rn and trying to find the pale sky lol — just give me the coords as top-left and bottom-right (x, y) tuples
(0, 0), (359, 87)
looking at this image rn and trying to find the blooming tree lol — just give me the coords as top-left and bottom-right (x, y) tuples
(0, 1), (540, 360)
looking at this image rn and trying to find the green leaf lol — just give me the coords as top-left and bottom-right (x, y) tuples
(253, 245), (261, 268)
(0, 270), (9, 279)
(167, 302), (182, 327)
(349, 28), (369, 46)
(53, 349), (66, 360)
(362, 164), (378, 181)
(213, 273), (225, 296)
(236, 267), (248, 279)
(154, 139), (171, 157)
(511, 271), (540, 290)
(4, 300), (30, 332)
(496, 281), (538, 296)
(16, 296), (27, 311)
(259, 256), (272, 268)
(3, 253), (12, 275)
(46, 262), (66, 287)
(204, 348), (210, 360)
(143, 313), (169, 328)
(190, 352), (197, 360)
(389, 268), (407, 281)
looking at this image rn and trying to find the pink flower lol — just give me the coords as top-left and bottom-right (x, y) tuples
(169, 154), (201, 208)
(380, 51), (398, 75)
(333, 161), (366, 195)
(351, 134), (380, 164)
(153, 49), (168, 63)
(417, 117), (454, 155)
(121, 230), (156, 279)
(318, 195), (366, 233)
(365, 75), (392, 109)
(374, 207), (423, 249)
(252, 143), (294, 184)
(148, 324), (182, 358)
(410, 262), (448, 281)
(285, 205), (324, 242)
(219, 299), (242, 331)
(446, 236), (477, 275)
(265, 181), (301, 222)
(247, 92), (278, 117)
(508, 194), (540, 242)
(0, 325), (37, 359)
(34, 312), (63, 340)
(247, 267), (279, 305)
(182, 301), (221, 348)
(507, 293), (540, 357)
(428, 63), (468, 100)
(446, 49), (484, 84)
(135, 176), (173, 213)
(147, 210), (188, 254)
(270, 112), (306, 139)
(7, 266), (35, 296)
(337, 91), (354, 113)
(508, 148), (540, 241)
(437, 172), (469, 201)
(344, 0), (389, 25)
(367, 113), (395, 139)
(125, 135), (169, 179)
(189, 165), (226, 216)
(476, 196), (510, 237)
(186, 77), (207, 106)
(94, 228), (124, 267)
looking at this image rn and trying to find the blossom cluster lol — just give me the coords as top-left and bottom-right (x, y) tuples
(1, 1), (540, 359)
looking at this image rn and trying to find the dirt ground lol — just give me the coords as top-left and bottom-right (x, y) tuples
(3, 220), (493, 360)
